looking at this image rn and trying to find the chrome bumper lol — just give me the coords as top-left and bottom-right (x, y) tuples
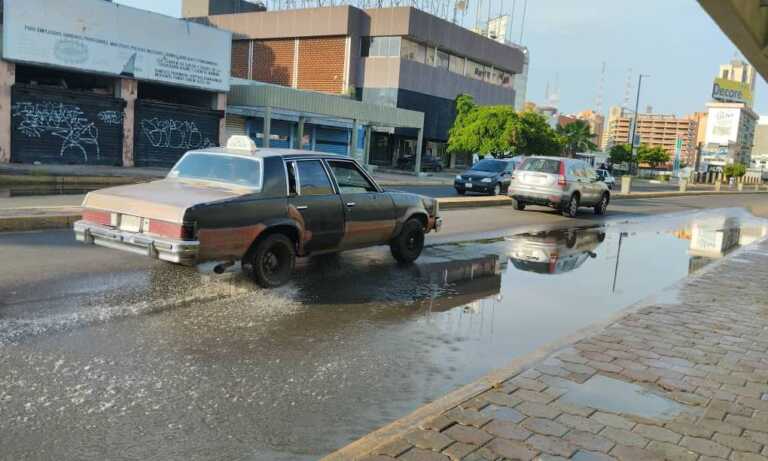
(74, 221), (199, 265)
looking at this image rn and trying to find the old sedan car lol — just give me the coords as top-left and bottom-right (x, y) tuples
(74, 137), (442, 287)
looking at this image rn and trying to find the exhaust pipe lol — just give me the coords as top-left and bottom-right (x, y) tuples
(213, 261), (235, 274)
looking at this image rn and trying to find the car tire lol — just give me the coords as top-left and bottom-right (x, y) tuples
(562, 194), (580, 218)
(456, 188), (466, 195)
(390, 219), (425, 264)
(247, 234), (296, 288)
(491, 184), (501, 196)
(594, 193), (609, 215)
(515, 200), (526, 211)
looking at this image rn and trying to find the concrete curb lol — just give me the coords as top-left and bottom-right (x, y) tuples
(0, 174), (152, 186)
(322, 235), (766, 461)
(0, 213), (82, 232)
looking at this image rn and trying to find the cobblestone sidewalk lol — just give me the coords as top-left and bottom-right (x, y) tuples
(343, 240), (768, 461)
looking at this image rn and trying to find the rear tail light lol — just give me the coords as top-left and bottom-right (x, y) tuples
(557, 161), (567, 187)
(82, 210), (111, 226)
(148, 220), (197, 240)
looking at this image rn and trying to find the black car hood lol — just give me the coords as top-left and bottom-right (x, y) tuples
(461, 170), (499, 179)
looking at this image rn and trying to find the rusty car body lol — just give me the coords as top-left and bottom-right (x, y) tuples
(74, 137), (442, 287)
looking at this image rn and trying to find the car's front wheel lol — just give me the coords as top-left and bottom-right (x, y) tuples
(515, 200), (526, 211)
(594, 193), (609, 215)
(390, 219), (425, 264)
(562, 194), (580, 218)
(456, 188), (466, 195)
(247, 234), (296, 288)
(490, 184), (501, 196)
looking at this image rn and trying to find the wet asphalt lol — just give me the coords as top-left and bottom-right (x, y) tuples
(1, 196), (768, 460)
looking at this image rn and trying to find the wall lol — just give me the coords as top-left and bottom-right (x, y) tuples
(231, 41), (250, 79)
(297, 37), (347, 94)
(0, 60), (14, 163)
(253, 39), (295, 87)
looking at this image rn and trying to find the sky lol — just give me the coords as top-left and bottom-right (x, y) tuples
(116, 0), (768, 117)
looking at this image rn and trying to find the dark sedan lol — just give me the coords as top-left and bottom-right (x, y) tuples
(454, 159), (516, 195)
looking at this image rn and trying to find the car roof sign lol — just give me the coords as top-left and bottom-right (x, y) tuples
(226, 135), (258, 153)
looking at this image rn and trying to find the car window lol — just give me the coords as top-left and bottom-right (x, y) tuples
(520, 158), (561, 174)
(585, 166), (597, 180)
(287, 162), (298, 195)
(327, 161), (377, 193)
(169, 153), (262, 189)
(296, 160), (334, 196)
(471, 159), (506, 173)
(504, 162), (515, 173)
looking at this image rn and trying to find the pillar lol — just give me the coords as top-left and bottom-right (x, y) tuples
(0, 60), (16, 163)
(214, 93), (227, 146)
(349, 119), (358, 160)
(263, 107), (272, 148)
(737, 180), (744, 191)
(715, 180), (721, 192)
(117, 78), (138, 167)
(363, 125), (372, 166)
(679, 179), (687, 193)
(413, 128), (424, 174)
(296, 116), (306, 150)
(621, 176), (632, 194)
(449, 152), (457, 169)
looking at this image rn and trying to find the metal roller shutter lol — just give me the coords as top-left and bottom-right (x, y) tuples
(134, 100), (222, 168)
(10, 84), (125, 166)
(224, 115), (247, 140)
(250, 118), (292, 148)
(314, 126), (349, 155)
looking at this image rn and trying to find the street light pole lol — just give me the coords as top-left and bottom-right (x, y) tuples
(629, 74), (650, 175)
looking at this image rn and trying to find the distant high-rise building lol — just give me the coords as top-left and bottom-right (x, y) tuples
(701, 101), (758, 167)
(751, 116), (768, 171)
(713, 57), (756, 108)
(602, 106), (699, 167)
(561, 109), (605, 150)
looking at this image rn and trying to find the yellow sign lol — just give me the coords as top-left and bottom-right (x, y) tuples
(712, 78), (753, 104)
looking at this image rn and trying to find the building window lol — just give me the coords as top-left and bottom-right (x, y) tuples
(466, 59), (488, 81)
(426, 47), (436, 66)
(436, 50), (450, 69)
(449, 54), (465, 75)
(400, 39), (426, 63)
(361, 36), (401, 57)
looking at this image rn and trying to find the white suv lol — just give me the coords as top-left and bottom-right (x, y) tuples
(508, 157), (610, 217)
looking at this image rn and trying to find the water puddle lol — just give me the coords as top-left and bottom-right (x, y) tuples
(556, 375), (690, 419)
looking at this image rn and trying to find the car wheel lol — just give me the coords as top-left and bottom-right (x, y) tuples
(562, 194), (580, 218)
(390, 219), (425, 264)
(456, 188), (466, 195)
(247, 234), (296, 288)
(491, 184), (501, 196)
(594, 193), (609, 215)
(514, 200), (526, 211)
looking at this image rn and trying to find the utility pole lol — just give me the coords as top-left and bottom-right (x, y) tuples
(629, 74), (649, 175)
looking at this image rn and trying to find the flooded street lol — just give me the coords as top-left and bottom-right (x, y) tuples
(1, 208), (767, 460)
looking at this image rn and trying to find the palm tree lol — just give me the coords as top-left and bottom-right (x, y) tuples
(556, 120), (597, 157)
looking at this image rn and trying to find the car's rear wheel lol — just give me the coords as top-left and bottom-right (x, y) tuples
(247, 234), (296, 288)
(515, 200), (526, 211)
(390, 219), (425, 264)
(562, 194), (580, 218)
(594, 193), (609, 215)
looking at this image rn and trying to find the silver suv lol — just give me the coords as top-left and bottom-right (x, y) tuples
(508, 156), (610, 217)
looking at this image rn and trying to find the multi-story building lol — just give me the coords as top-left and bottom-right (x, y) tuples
(183, 1), (526, 169)
(602, 106), (699, 167)
(751, 116), (768, 171)
(564, 110), (605, 149)
(716, 58), (756, 108)
(0, 0), (232, 168)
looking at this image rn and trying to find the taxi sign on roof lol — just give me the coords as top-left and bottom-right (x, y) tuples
(226, 136), (258, 152)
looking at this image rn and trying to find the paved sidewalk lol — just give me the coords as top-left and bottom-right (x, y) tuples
(329, 239), (768, 461)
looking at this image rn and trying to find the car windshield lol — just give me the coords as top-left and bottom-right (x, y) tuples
(520, 158), (561, 174)
(470, 159), (507, 173)
(168, 152), (263, 189)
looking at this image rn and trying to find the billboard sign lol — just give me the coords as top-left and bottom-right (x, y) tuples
(705, 107), (740, 146)
(712, 78), (752, 105)
(2, 0), (232, 92)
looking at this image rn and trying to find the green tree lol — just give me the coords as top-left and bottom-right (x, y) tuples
(723, 163), (747, 178)
(556, 120), (597, 156)
(447, 95), (562, 157)
(637, 145), (670, 169)
(609, 144), (632, 165)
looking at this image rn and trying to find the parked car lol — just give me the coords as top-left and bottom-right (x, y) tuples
(454, 158), (516, 195)
(596, 169), (617, 190)
(507, 156), (610, 217)
(74, 137), (442, 288)
(507, 227), (606, 274)
(397, 153), (443, 172)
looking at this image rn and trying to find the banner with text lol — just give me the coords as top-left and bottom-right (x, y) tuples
(2, 0), (232, 92)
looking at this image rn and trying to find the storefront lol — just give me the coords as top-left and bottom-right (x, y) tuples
(0, 0), (231, 168)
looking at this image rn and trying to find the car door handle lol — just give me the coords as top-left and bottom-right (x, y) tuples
(296, 205), (309, 210)
(346, 202), (356, 208)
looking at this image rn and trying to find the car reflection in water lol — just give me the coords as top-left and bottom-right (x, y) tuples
(506, 227), (606, 275)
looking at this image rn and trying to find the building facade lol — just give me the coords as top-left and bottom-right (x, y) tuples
(560, 110), (605, 149)
(716, 58), (756, 108)
(603, 107), (699, 167)
(701, 101), (758, 168)
(0, 0), (232, 168)
(749, 116), (768, 171)
(184, 2), (526, 169)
